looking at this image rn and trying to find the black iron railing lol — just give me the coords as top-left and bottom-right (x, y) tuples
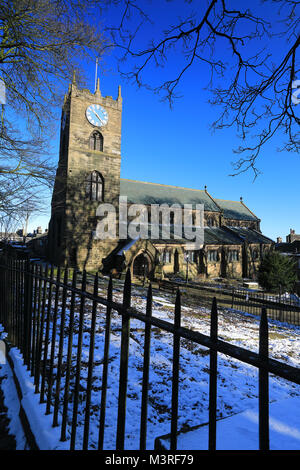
(0, 252), (300, 450)
(158, 279), (300, 325)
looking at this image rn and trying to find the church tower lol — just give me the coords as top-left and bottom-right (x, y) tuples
(48, 74), (123, 270)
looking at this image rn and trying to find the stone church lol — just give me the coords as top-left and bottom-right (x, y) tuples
(47, 76), (274, 281)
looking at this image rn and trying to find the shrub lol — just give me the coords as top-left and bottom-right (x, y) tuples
(258, 251), (297, 293)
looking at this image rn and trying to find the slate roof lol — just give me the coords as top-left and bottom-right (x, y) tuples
(276, 240), (300, 254)
(120, 179), (259, 223)
(150, 227), (273, 246)
(215, 198), (258, 221)
(204, 227), (242, 245)
(120, 179), (220, 212)
(226, 227), (274, 244)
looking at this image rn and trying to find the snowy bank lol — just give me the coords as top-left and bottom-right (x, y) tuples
(7, 346), (70, 450)
(156, 397), (300, 450)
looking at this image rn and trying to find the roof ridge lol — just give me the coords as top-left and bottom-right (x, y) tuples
(204, 188), (222, 212)
(215, 197), (259, 220)
(215, 197), (243, 203)
(120, 178), (208, 193)
(250, 228), (274, 243)
(240, 199), (259, 220)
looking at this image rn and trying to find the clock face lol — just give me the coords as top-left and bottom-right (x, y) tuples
(86, 104), (108, 127)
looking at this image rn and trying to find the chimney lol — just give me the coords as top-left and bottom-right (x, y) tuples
(277, 237), (282, 243)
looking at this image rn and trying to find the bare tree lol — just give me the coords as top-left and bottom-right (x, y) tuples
(0, 0), (107, 223)
(0, 169), (46, 236)
(103, 0), (300, 176)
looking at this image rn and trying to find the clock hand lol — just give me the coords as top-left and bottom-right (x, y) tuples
(94, 111), (104, 124)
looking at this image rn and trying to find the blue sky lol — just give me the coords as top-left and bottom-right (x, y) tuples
(28, 1), (300, 241)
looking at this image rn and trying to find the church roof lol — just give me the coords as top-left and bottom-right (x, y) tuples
(204, 227), (243, 245)
(120, 179), (220, 212)
(214, 198), (258, 221)
(226, 227), (273, 244)
(120, 179), (259, 222)
(113, 227), (273, 250)
(203, 227), (273, 245)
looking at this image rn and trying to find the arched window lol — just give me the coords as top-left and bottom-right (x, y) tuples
(89, 131), (103, 151)
(86, 170), (104, 201)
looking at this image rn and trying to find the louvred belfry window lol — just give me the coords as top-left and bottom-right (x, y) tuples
(89, 131), (103, 151)
(86, 170), (104, 201)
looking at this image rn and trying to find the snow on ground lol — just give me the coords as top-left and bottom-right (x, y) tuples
(1, 279), (300, 450)
(0, 327), (27, 450)
(159, 397), (300, 450)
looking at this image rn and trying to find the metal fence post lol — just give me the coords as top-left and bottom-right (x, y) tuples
(170, 288), (181, 451)
(61, 269), (77, 442)
(209, 297), (218, 451)
(83, 272), (98, 450)
(71, 270), (87, 450)
(40, 265), (54, 403)
(116, 269), (131, 450)
(35, 264), (48, 394)
(53, 267), (68, 428)
(46, 266), (61, 415)
(139, 283), (153, 450)
(23, 257), (33, 369)
(259, 306), (269, 450)
(98, 275), (113, 450)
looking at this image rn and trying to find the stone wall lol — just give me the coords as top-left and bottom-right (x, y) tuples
(48, 80), (123, 271)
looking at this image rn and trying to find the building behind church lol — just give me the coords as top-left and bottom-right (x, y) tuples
(46, 75), (274, 281)
(276, 229), (300, 285)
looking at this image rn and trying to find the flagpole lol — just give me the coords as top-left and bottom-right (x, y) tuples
(94, 58), (98, 92)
